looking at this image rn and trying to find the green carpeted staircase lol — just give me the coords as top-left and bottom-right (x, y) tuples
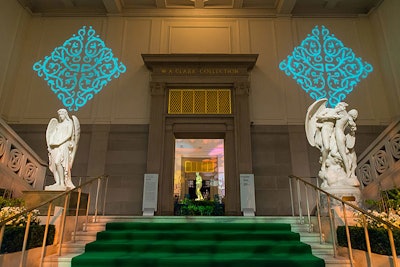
(71, 221), (325, 267)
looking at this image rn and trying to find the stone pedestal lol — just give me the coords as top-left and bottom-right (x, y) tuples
(320, 186), (362, 217)
(324, 186), (362, 203)
(22, 191), (88, 216)
(44, 184), (69, 191)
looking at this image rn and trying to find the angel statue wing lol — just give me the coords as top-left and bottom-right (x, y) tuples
(46, 118), (58, 149)
(305, 98), (328, 147)
(69, 115), (80, 167)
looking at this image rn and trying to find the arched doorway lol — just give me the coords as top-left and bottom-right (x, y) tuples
(142, 54), (258, 215)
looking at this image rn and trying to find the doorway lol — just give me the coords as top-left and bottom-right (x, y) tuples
(174, 139), (225, 202)
(142, 54), (258, 215)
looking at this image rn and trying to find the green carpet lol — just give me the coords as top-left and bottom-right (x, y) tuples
(71, 221), (325, 267)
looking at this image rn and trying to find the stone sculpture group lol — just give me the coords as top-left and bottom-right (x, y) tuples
(306, 98), (360, 189)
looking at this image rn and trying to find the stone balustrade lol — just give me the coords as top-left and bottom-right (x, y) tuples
(0, 118), (46, 196)
(356, 119), (400, 190)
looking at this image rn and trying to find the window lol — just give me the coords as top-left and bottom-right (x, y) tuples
(168, 89), (231, 114)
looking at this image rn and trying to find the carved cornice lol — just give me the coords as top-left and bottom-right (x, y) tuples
(142, 54), (258, 85)
(142, 54), (258, 72)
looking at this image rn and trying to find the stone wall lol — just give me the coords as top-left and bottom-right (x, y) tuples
(10, 123), (385, 216)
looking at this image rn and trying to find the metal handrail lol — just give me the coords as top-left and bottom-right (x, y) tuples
(0, 175), (109, 267)
(289, 174), (399, 267)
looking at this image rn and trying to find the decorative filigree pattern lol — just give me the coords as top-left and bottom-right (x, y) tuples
(373, 150), (389, 174)
(0, 134), (5, 157)
(23, 162), (37, 185)
(279, 25), (373, 107)
(5, 147), (40, 186)
(359, 163), (373, 185)
(8, 148), (23, 172)
(389, 134), (400, 159)
(33, 26), (126, 111)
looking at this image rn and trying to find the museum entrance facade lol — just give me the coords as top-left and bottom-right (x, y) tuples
(142, 54), (258, 215)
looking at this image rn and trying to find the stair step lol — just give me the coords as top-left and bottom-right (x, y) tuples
(323, 256), (352, 267)
(83, 224), (105, 232)
(60, 241), (88, 254)
(43, 253), (83, 267)
(72, 253), (325, 267)
(91, 215), (303, 224)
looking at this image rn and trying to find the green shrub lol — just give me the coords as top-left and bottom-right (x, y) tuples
(1, 224), (55, 254)
(0, 196), (52, 254)
(0, 197), (25, 209)
(365, 188), (400, 213)
(175, 200), (224, 216)
(337, 226), (400, 256)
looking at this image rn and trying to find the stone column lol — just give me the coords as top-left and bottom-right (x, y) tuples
(160, 122), (175, 215)
(146, 82), (166, 174)
(224, 121), (239, 215)
(234, 81), (253, 174)
(146, 82), (166, 214)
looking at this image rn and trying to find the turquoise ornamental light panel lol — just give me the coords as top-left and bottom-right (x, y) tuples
(279, 25), (373, 107)
(33, 26), (126, 111)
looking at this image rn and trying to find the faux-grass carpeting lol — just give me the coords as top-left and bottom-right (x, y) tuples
(71, 221), (325, 267)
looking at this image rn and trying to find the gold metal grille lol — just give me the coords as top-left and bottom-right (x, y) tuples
(185, 161), (216, 173)
(168, 89), (231, 114)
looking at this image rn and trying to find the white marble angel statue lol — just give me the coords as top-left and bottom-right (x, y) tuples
(305, 99), (360, 188)
(45, 109), (80, 190)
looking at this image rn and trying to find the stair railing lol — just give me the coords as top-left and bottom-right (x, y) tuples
(289, 174), (399, 267)
(0, 174), (109, 267)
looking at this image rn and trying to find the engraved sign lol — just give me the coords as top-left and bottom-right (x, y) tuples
(240, 174), (256, 214)
(160, 67), (240, 76)
(142, 174), (159, 213)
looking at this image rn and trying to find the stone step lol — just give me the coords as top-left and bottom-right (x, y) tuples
(311, 244), (336, 256)
(300, 232), (323, 243)
(323, 256), (352, 267)
(71, 231), (97, 242)
(90, 215), (304, 224)
(83, 222), (311, 233)
(59, 241), (88, 254)
(43, 252), (82, 267)
(83, 223), (106, 232)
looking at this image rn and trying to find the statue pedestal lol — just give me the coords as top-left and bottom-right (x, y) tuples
(324, 186), (361, 203)
(22, 191), (88, 216)
(320, 186), (362, 216)
(44, 184), (70, 191)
